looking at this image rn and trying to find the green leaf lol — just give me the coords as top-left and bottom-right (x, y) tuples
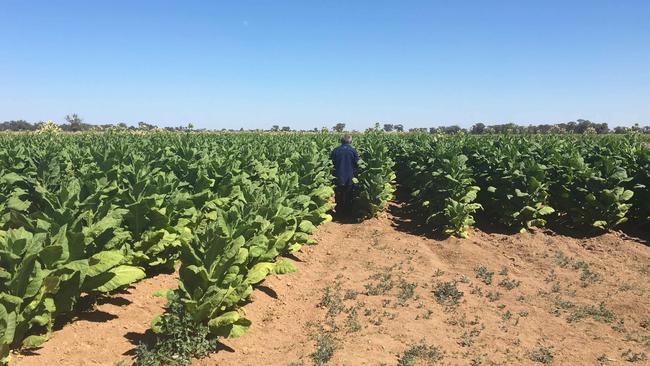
(21, 334), (48, 349)
(208, 311), (251, 338)
(538, 206), (555, 215)
(274, 260), (297, 275)
(94, 265), (145, 292)
(245, 262), (275, 284)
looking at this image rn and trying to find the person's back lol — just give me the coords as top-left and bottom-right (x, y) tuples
(330, 135), (359, 215)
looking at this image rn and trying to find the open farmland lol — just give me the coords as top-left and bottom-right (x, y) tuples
(1, 131), (650, 365)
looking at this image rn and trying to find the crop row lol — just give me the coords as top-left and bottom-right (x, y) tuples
(0, 132), (336, 362)
(390, 133), (650, 237)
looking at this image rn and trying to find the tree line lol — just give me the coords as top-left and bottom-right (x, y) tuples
(2, 116), (649, 134)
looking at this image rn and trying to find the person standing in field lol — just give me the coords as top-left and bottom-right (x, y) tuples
(330, 134), (359, 216)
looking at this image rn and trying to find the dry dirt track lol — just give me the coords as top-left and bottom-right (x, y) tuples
(10, 211), (650, 366)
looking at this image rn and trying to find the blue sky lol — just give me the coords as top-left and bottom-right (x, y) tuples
(1, 0), (649, 130)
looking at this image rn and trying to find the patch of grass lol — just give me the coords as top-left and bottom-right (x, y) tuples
(529, 345), (554, 364)
(550, 283), (561, 293)
(458, 328), (481, 347)
(501, 310), (512, 321)
(310, 331), (338, 366)
(498, 278), (521, 290)
(640, 318), (650, 329)
(433, 281), (463, 306)
(397, 280), (418, 305)
(397, 343), (444, 366)
(486, 291), (501, 302)
(365, 268), (395, 296)
(134, 293), (218, 366)
(567, 303), (615, 324)
(344, 307), (362, 333)
(621, 349), (648, 363)
(579, 267), (599, 287)
(474, 265), (494, 285)
(319, 283), (344, 317)
(555, 251), (572, 268)
(344, 289), (359, 300)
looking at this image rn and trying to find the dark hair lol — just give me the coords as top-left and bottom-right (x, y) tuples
(340, 134), (352, 144)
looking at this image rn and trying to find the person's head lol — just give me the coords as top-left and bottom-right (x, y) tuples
(340, 134), (353, 145)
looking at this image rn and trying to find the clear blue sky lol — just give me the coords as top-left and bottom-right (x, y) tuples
(1, 1), (649, 130)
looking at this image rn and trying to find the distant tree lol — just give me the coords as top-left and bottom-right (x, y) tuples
(332, 123), (346, 132)
(65, 114), (85, 131)
(187, 122), (194, 130)
(0, 120), (37, 131)
(271, 125), (280, 132)
(409, 128), (427, 133)
(137, 121), (154, 130)
(470, 123), (486, 134)
(595, 123), (609, 134)
(429, 127), (437, 134)
(394, 124), (404, 132)
(281, 126), (291, 131)
(383, 124), (394, 132)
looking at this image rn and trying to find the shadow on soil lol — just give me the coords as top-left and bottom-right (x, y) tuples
(123, 330), (157, 355)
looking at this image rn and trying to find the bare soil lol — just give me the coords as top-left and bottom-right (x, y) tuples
(11, 210), (650, 366)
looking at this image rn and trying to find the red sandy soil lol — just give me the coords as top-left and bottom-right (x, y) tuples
(10, 212), (650, 366)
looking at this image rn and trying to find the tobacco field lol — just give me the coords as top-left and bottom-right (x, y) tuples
(1, 130), (649, 365)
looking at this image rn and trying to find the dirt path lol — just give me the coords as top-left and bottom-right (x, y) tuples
(11, 213), (650, 365)
(10, 273), (178, 366)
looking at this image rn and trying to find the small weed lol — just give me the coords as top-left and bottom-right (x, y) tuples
(545, 270), (557, 283)
(458, 328), (482, 347)
(619, 283), (634, 291)
(555, 251), (572, 268)
(640, 318), (650, 329)
(579, 267), (599, 287)
(621, 349), (648, 363)
(344, 289), (359, 300)
(310, 332), (338, 366)
(596, 353), (609, 365)
(433, 269), (445, 277)
(397, 343), (444, 366)
(550, 283), (561, 293)
(519, 311), (529, 317)
(344, 307), (362, 333)
(365, 268), (394, 296)
(498, 278), (521, 290)
(433, 281), (463, 306)
(529, 345), (554, 364)
(474, 265), (494, 285)
(486, 291), (501, 302)
(397, 280), (418, 305)
(502, 310), (512, 321)
(470, 286), (483, 297)
(134, 293), (218, 366)
(499, 266), (509, 276)
(567, 303), (615, 324)
(319, 283), (344, 317)
(612, 319), (625, 332)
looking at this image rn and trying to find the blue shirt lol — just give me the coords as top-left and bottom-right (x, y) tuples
(330, 144), (359, 186)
